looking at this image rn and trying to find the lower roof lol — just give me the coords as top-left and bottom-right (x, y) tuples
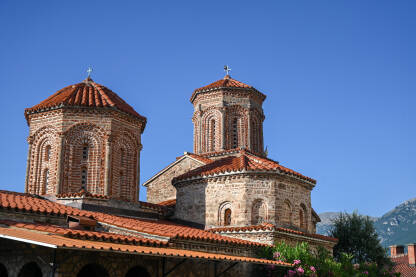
(173, 149), (316, 184)
(0, 221), (291, 267)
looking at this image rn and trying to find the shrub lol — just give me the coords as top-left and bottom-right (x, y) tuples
(257, 242), (399, 277)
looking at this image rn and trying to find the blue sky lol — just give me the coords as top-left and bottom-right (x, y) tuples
(0, 1), (415, 217)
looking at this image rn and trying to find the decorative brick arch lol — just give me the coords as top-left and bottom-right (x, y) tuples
(112, 130), (139, 201)
(27, 126), (58, 195)
(62, 123), (106, 195)
(201, 109), (222, 153)
(250, 110), (264, 154)
(225, 105), (248, 149)
(251, 199), (268, 225)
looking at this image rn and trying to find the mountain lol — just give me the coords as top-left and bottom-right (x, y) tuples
(316, 198), (416, 247)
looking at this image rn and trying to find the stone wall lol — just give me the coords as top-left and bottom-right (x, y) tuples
(26, 108), (144, 202)
(175, 173), (315, 233)
(144, 156), (204, 204)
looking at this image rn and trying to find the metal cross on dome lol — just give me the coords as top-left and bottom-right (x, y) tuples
(224, 65), (231, 75)
(86, 66), (93, 78)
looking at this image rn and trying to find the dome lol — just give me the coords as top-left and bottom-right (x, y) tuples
(25, 77), (146, 122)
(190, 75), (266, 103)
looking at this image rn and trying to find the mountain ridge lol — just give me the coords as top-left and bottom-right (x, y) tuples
(316, 197), (416, 247)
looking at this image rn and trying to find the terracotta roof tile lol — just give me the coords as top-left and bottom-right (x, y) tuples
(274, 227), (338, 243)
(391, 255), (416, 276)
(0, 226), (292, 267)
(209, 223), (276, 233)
(0, 220), (165, 246)
(173, 150), (316, 184)
(25, 77), (146, 123)
(157, 199), (176, 207)
(0, 190), (266, 247)
(190, 75), (266, 103)
(209, 223), (338, 243)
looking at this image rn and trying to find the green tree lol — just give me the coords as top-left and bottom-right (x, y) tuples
(330, 212), (390, 266)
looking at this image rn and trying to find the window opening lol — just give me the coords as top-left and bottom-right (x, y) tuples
(224, 208), (232, 226)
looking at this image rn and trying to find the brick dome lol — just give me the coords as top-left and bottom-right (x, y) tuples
(25, 77), (146, 122)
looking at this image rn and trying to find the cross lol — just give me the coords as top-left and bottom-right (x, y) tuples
(224, 65), (231, 75)
(86, 66), (93, 78)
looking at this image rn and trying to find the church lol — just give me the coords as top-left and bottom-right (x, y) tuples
(0, 70), (336, 277)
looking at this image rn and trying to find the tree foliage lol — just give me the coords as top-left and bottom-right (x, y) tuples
(330, 212), (390, 266)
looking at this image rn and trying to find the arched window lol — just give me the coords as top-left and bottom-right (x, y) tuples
(77, 264), (109, 277)
(82, 145), (89, 160)
(299, 204), (308, 230)
(210, 119), (216, 151)
(45, 145), (51, 161)
(231, 118), (238, 148)
(282, 200), (292, 226)
(218, 202), (232, 226)
(224, 208), (232, 226)
(252, 199), (267, 225)
(18, 262), (42, 277)
(81, 168), (87, 189)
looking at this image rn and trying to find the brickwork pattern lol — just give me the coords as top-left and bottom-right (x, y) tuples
(192, 88), (265, 156)
(26, 108), (143, 202)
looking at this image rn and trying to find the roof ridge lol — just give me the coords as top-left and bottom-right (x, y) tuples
(25, 80), (146, 122)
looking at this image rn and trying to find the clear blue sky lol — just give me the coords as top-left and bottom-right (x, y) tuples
(0, 1), (415, 217)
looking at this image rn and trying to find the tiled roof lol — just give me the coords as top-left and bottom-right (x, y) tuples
(157, 199), (176, 207)
(0, 190), (265, 247)
(275, 227), (338, 243)
(209, 223), (276, 232)
(173, 150), (316, 184)
(25, 77), (146, 123)
(0, 220), (165, 246)
(143, 152), (211, 188)
(0, 224), (292, 267)
(191, 75), (266, 102)
(391, 255), (416, 277)
(186, 153), (214, 164)
(209, 223), (338, 243)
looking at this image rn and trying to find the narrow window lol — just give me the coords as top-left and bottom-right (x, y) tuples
(210, 119), (216, 151)
(120, 148), (125, 166)
(82, 145), (89, 160)
(299, 209), (304, 229)
(224, 208), (232, 226)
(45, 145), (51, 161)
(119, 171), (126, 198)
(81, 168), (87, 189)
(44, 169), (49, 188)
(231, 118), (238, 148)
(252, 121), (259, 153)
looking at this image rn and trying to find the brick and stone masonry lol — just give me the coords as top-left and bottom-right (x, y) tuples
(24, 78), (146, 202)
